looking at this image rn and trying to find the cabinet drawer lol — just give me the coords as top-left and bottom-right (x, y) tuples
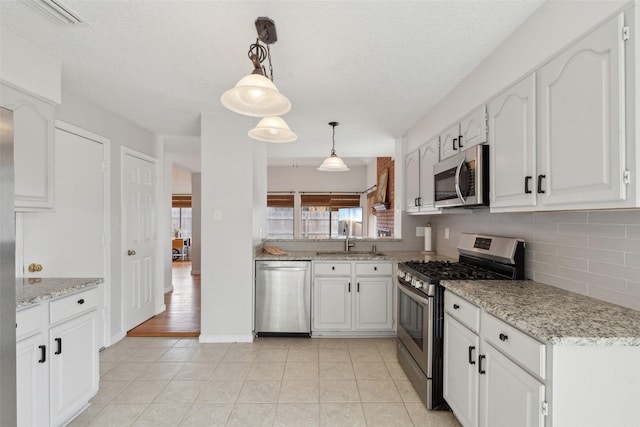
(16, 304), (44, 340)
(313, 262), (351, 276)
(444, 291), (480, 333)
(482, 312), (546, 379)
(50, 287), (98, 325)
(355, 262), (392, 276)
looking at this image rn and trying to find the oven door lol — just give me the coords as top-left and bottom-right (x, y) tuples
(397, 282), (433, 377)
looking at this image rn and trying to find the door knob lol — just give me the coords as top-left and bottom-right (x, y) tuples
(128, 250), (136, 256)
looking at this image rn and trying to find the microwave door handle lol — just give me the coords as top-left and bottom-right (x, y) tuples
(454, 157), (466, 204)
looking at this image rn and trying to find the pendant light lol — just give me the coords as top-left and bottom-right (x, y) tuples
(221, 17), (292, 118)
(318, 122), (349, 172)
(248, 116), (297, 143)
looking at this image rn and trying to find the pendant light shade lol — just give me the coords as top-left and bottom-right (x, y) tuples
(221, 73), (291, 117)
(318, 122), (349, 172)
(248, 116), (297, 143)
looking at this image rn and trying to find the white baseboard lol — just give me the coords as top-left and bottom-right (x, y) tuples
(109, 330), (126, 347)
(191, 269), (200, 275)
(199, 334), (254, 343)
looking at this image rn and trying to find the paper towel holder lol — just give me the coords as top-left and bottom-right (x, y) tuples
(421, 223), (435, 254)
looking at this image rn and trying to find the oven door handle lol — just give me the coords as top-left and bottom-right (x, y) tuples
(398, 283), (430, 306)
(454, 156), (466, 205)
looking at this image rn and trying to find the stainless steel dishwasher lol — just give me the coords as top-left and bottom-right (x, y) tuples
(255, 260), (311, 336)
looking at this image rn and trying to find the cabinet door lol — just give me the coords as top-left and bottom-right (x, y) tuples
(405, 149), (421, 213)
(354, 277), (393, 331)
(440, 123), (461, 160)
(479, 343), (545, 427)
(419, 137), (440, 212)
(459, 105), (487, 150)
(538, 13), (626, 208)
(0, 84), (55, 210)
(313, 277), (352, 330)
(443, 314), (479, 427)
(16, 333), (49, 427)
(489, 74), (537, 210)
(49, 313), (98, 427)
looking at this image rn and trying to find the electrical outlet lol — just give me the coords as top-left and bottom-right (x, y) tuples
(445, 227), (450, 240)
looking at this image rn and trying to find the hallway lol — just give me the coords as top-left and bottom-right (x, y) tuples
(127, 261), (200, 337)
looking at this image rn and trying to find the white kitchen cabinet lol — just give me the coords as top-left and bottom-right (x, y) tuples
(354, 277), (393, 330)
(443, 313), (479, 427)
(16, 332), (49, 427)
(15, 287), (98, 427)
(313, 276), (352, 330)
(440, 106), (487, 160)
(312, 260), (394, 334)
(0, 83), (55, 210)
(49, 312), (98, 426)
(478, 342), (545, 427)
(405, 148), (421, 213)
(405, 137), (440, 214)
(489, 73), (537, 210)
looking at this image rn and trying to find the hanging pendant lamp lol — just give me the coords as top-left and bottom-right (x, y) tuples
(221, 17), (292, 118)
(318, 122), (349, 172)
(248, 116), (297, 143)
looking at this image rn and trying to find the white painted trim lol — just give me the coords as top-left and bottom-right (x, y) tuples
(198, 334), (255, 343)
(14, 213), (24, 277)
(120, 146), (161, 333)
(55, 120), (112, 347)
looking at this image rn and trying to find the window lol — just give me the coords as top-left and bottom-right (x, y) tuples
(267, 194), (294, 239)
(300, 194), (361, 239)
(172, 194), (192, 239)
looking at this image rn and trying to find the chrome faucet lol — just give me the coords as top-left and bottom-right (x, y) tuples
(345, 237), (355, 252)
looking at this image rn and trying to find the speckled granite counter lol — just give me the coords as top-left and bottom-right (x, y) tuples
(255, 250), (454, 262)
(441, 280), (640, 346)
(16, 277), (103, 309)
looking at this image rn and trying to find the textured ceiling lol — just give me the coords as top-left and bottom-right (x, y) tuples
(0, 0), (545, 169)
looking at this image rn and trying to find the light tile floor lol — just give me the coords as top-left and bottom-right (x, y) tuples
(69, 337), (462, 427)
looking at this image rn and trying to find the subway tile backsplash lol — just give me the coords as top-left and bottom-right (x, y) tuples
(429, 209), (640, 311)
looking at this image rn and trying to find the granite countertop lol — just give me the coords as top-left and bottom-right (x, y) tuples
(441, 280), (640, 346)
(16, 277), (103, 309)
(255, 250), (454, 263)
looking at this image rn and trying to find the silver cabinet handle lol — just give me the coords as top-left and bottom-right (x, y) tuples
(454, 157), (466, 204)
(128, 250), (136, 256)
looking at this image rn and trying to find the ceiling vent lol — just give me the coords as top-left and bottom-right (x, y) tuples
(22, 0), (83, 25)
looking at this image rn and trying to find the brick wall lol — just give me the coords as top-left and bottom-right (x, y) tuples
(374, 157), (394, 236)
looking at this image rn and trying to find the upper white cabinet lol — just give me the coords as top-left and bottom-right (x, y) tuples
(405, 136), (440, 215)
(490, 12), (630, 212)
(440, 106), (487, 160)
(537, 12), (627, 209)
(489, 73), (537, 210)
(0, 84), (55, 210)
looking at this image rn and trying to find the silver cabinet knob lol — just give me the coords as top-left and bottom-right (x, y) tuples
(128, 250), (136, 256)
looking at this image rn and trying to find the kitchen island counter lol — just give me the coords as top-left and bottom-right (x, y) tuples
(441, 279), (640, 346)
(16, 277), (103, 309)
(255, 249), (454, 263)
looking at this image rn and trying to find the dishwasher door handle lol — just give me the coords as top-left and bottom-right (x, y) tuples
(258, 267), (309, 271)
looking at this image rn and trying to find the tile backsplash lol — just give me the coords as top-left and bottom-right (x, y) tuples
(429, 209), (640, 311)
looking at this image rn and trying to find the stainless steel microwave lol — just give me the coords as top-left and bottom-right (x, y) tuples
(433, 144), (489, 208)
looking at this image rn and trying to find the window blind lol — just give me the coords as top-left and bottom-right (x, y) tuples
(172, 194), (191, 208)
(267, 194), (294, 208)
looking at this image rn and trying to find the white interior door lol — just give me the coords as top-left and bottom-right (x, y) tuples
(123, 150), (157, 330)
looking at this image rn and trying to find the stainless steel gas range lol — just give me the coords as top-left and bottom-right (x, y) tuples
(396, 233), (525, 410)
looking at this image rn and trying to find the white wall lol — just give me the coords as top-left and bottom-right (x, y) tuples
(172, 165), (192, 194)
(191, 173), (201, 275)
(56, 89), (160, 343)
(200, 112), (256, 342)
(267, 165), (367, 192)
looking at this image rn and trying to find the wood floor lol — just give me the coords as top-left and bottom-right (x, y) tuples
(127, 260), (200, 337)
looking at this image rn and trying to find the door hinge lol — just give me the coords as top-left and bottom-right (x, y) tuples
(542, 401), (549, 416)
(623, 170), (631, 185)
(623, 26), (630, 41)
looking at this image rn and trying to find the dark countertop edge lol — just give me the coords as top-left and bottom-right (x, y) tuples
(441, 280), (640, 347)
(16, 277), (104, 309)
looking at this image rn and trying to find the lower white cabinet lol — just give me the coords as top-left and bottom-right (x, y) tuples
(16, 332), (49, 427)
(312, 261), (394, 334)
(478, 342), (545, 427)
(49, 312), (98, 426)
(443, 313), (479, 427)
(16, 287), (98, 427)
